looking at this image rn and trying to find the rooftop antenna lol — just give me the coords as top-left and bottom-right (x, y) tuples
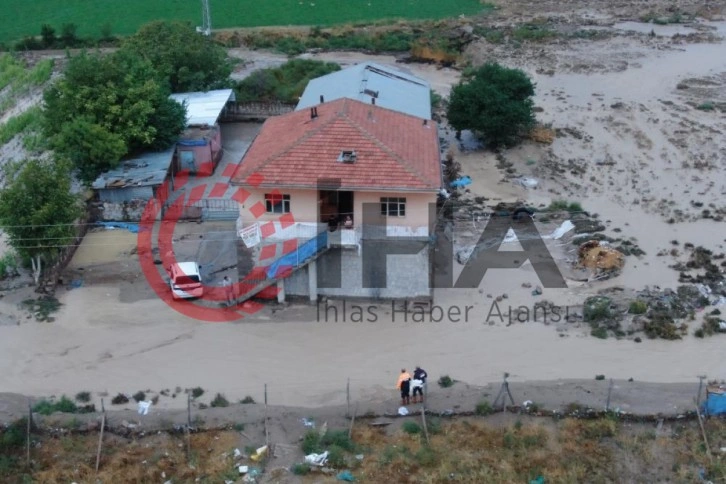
(196, 0), (212, 36)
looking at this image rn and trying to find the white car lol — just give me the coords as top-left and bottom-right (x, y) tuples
(168, 262), (204, 300)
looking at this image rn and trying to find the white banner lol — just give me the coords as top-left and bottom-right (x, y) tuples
(239, 223), (261, 248)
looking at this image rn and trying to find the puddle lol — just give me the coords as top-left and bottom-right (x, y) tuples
(613, 21), (698, 37)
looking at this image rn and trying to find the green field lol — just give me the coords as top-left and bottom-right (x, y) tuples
(2, 0), (488, 44)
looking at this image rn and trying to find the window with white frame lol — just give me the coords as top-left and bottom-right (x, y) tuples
(380, 197), (406, 217)
(265, 194), (291, 214)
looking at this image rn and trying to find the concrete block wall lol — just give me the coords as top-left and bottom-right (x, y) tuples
(282, 245), (431, 300)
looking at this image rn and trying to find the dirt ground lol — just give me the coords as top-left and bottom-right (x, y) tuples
(1, 4), (726, 480)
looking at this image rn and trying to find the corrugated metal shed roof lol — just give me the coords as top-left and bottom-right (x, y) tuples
(169, 89), (236, 127)
(92, 147), (176, 190)
(296, 62), (431, 120)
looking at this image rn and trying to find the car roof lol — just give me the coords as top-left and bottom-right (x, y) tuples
(171, 262), (200, 275)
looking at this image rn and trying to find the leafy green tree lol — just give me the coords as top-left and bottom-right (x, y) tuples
(43, 50), (186, 182)
(52, 118), (127, 184)
(235, 59), (341, 103)
(120, 20), (233, 93)
(40, 24), (56, 48)
(0, 159), (81, 284)
(446, 62), (536, 148)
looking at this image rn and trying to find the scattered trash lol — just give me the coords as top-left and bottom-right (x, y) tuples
(238, 465), (249, 474)
(69, 279), (83, 289)
(96, 221), (141, 233)
(355, 454), (364, 461)
(398, 406), (409, 416)
(450, 176), (472, 188)
(337, 470), (356, 481)
(233, 448), (242, 459)
(305, 450), (329, 466)
(302, 417), (315, 428)
(523, 400), (533, 407)
(530, 476), (545, 484)
(439, 188), (451, 199)
(696, 284), (712, 299)
(532, 286), (543, 296)
(516, 177), (539, 189)
(137, 400), (151, 416)
(549, 220), (575, 240)
(719, 321), (726, 331)
(250, 446), (268, 462)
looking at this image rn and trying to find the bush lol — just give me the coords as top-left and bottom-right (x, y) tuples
(291, 463), (311, 475)
(402, 421), (422, 435)
(584, 297), (613, 323)
(75, 391), (91, 403)
(427, 417), (442, 435)
(320, 429), (355, 451)
(595, 375), (606, 381)
(132, 391), (146, 403)
(240, 396), (256, 404)
(591, 327), (608, 339)
(475, 400), (494, 416)
(210, 393), (230, 408)
(0, 419), (28, 451)
(235, 59), (341, 103)
(33, 395), (78, 415)
(190, 387), (204, 398)
(327, 444), (347, 468)
(301, 430), (322, 454)
(438, 375), (455, 388)
(547, 200), (583, 213)
(447, 62), (536, 148)
(414, 446), (438, 467)
(111, 393), (129, 405)
(696, 102), (715, 111)
(628, 300), (648, 315)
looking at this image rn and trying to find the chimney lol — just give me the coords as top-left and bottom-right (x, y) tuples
(320, 95), (324, 103)
(371, 97), (376, 105)
(423, 119), (428, 126)
(310, 107), (318, 119)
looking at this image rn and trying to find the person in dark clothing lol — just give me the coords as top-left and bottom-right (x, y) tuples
(412, 366), (428, 403)
(328, 214), (338, 232)
(397, 369), (411, 405)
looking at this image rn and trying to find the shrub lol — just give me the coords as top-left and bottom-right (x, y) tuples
(33, 395), (78, 415)
(301, 430), (322, 454)
(327, 444), (347, 468)
(0, 418), (28, 451)
(584, 296), (613, 323)
(75, 391), (91, 403)
(240, 396), (256, 404)
(629, 300), (648, 315)
(696, 102), (715, 111)
(235, 59), (341, 103)
(111, 393), (129, 405)
(591, 327), (608, 339)
(210, 393), (230, 408)
(233, 423), (245, 432)
(427, 417), (442, 435)
(438, 375), (455, 388)
(595, 375), (606, 381)
(582, 419), (617, 439)
(475, 400), (494, 416)
(320, 429), (355, 451)
(190, 387), (204, 398)
(402, 421), (422, 435)
(291, 463), (311, 475)
(132, 391), (146, 403)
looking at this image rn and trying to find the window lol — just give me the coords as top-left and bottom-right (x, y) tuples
(265, 194), (290, 214)
(338, 150), (357, 163)
(380, 197), (406, 217)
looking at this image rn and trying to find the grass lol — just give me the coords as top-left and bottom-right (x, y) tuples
(512, 24), (557, 42)
(0, 0), (491, 44)
(33, 396), (79, 415)
(20, 295), (61, 322)
(402, 421), (422, 435)
(235, 59), (340, 103)
(0, 106), (44, 145)
(475, 400), (494, 415)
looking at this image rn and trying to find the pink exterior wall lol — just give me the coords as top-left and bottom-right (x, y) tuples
(238, 188), (435, 229)
(177, 125), (222, 177)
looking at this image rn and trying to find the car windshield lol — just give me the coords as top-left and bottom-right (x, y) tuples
(175, 275), (200, 285)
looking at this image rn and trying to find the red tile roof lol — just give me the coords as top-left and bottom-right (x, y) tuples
(230, 98), (441, 191)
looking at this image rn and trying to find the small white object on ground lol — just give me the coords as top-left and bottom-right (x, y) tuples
(398, 406), (409, 416)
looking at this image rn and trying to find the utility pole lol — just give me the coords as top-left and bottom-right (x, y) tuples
(197, 0), (212, 36)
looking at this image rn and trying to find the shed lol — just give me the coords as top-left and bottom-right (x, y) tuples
(92, 147), (176, 203)
(169, 89), (236, 127)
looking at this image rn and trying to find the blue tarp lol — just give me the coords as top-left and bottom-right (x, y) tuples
(96, 222), (142, 233)
(704, 393), (726, 416)
(450, 176), (472, 188)
(177, 139), (208, 147)
(266, 231), (328, 279)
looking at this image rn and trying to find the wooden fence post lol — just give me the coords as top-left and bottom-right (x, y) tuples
(605, 379), (614, 411)
(95, 412), (106, 474)
(346, 378), (351, 419)
(264, 384), (269, 447)
(26, 399), (32, 467)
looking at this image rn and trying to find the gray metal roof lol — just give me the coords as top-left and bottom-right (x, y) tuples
(92, 147), (176, 190)
(296, 62), (431, 120)
(169, 89), (236, 127)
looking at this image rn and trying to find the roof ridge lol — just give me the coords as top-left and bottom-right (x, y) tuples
(341, 101), (436, 188)
(244, 106), (343, 177)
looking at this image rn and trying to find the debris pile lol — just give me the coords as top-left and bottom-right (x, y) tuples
(577, 240), (625, 275)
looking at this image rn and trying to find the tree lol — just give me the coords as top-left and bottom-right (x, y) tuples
(446, 63), (536, 148)
(120, 20), (233, 93)
(40, 24), (56, 48)
(52, 118), (127, 184)
(235, 59), (341, 103)
(0, 159), (82, 284)
(43, 50), (187, 182)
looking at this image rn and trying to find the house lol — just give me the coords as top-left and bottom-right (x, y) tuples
(296, 62), (432, 120)
(170, 89), (235, 176)
(230, 97), (441, 302)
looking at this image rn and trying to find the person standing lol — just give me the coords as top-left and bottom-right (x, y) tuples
(412, 366), (428, 403)
(396, 369), (412, 406)
(222, 276), (234, 307)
